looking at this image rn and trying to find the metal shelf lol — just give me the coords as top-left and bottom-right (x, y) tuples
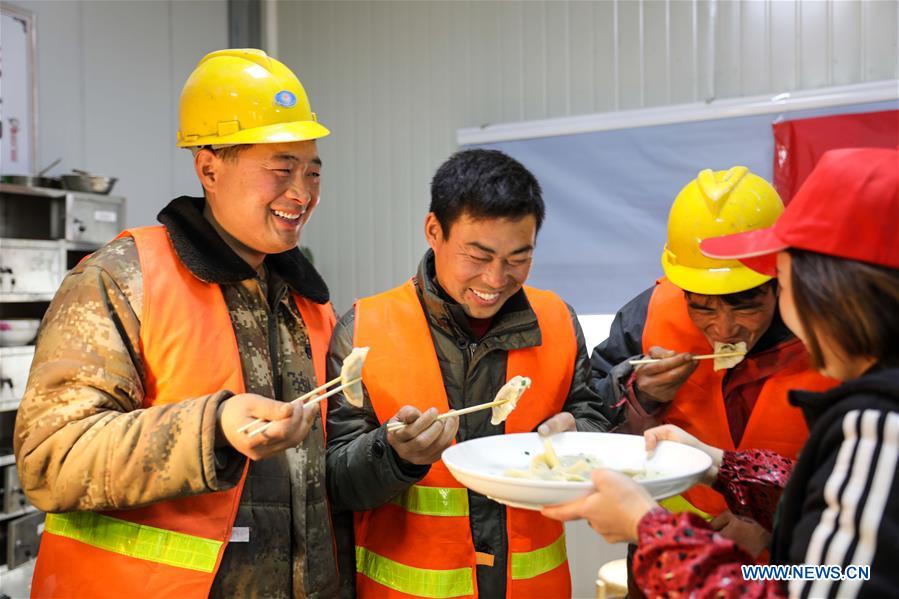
(0, 182), (124, 202)
(0, 454), (15, 468)
(0, 346), (35, 355)
(0, 398), (22, 412)
(0, 183), (66, 198)
(0, 293), (54, 303)
(0, 505), (37, 523)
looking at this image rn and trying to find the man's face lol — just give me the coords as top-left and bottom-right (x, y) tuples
(425, 211), (536, 319)
(198, 141), (321, 257)
(685, 284), (777, 351)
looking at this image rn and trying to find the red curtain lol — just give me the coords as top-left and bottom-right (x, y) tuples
(772, 109), (898, 202)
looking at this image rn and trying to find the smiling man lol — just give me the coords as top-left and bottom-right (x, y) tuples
(17, 50), (339, 598)
(589, 167), (836, 596)
(325, 149), (610, 598)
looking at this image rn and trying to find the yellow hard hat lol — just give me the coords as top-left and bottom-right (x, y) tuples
(662, 166), (783, 295)
(176, 48), (329, 148)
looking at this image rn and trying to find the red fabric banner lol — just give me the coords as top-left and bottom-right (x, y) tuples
(772, 109), (898, 202)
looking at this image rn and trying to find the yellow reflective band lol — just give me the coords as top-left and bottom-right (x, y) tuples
(356, 546), (473, 598)
(390, 485), (469, 517)
(45, 511), (222, 573)
(658, 495), (713, 521)
(510, 533), (567, 580)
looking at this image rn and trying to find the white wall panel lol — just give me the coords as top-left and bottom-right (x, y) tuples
(16, 0), (227, 228)
(280, 0), (897, 315)
(593, 0), (618, 112)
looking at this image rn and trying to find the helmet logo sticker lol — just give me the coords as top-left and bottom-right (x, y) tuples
(274, 90), (297, 108)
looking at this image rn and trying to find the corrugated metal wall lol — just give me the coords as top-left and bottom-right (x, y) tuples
(278, 0), (898, 314)
(21, 0), (228, 229)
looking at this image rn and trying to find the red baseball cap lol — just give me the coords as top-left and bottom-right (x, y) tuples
(700, 147), (899, 276)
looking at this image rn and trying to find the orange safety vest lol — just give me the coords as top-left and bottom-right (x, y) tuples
(352, 280), (576, 598)
(643, 278), (836, 517)
(31, 225), (335, 598)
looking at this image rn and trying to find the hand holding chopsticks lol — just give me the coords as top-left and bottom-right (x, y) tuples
(237, 346), (370, 438)
(240, 376), (361, 437)
(386, 375), (531, 433)
(386, 398), (502, 433)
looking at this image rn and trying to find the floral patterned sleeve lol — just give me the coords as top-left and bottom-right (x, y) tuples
(713, 450), (795, 530)
(634, 508), (787, 598)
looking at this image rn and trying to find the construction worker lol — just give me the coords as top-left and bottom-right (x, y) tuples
(590, 167), (837, 593)
(545, 147), (899, 597)
(16, 49), (339, 598)
(325, 149), (610, 598)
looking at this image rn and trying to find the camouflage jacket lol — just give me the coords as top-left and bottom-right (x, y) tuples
(15, 196), (339, 598)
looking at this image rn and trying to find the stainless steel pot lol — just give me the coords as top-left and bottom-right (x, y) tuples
(61, 171), (117, 194)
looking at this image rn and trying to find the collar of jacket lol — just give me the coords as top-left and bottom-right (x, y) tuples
(157, 196), (329, 304)
(789, 363), (899, 427)
(748, 309), (794, 355)
(413, 250), (541, 348)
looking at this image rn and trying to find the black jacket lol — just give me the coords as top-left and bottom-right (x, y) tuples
(770, 364), (899, 597)
(325, 251), (611, 598)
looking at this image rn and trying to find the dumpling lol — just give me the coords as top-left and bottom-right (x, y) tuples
(490, 375), (532, 425)
(341, 347), (370, 407)
(712, 341), (747, 371)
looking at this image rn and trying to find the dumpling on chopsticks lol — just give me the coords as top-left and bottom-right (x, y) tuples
(341, 347), (370, 407)
(490, 375), (532, 425)
(712, 341), (747, 371)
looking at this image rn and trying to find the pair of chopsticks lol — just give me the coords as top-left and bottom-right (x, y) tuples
(628, 351), (745, 365)
(385, 397), (509, 433)
(237, 376), (361, 437)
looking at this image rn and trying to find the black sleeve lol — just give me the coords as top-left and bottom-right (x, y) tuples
(784, 406), (899, 598)
(588, 287), (658, 431)
(325, 309), (429, 513)
(559, 304), (613, 432)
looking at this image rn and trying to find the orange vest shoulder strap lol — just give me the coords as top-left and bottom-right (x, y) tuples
(505, 286), (577, 433)
(123, 226), (245, 405)
(642, 278), (712, 355)
(355, 280), (449, 424)
(292, 293), (337, 426)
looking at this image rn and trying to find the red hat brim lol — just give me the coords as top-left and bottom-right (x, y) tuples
(699, 227), (788, 277)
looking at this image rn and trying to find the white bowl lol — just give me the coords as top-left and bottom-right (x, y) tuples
(0, 319), (40, 347)
(442, 432), (712, 510)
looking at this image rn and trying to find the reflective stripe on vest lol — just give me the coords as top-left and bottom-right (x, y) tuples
(356, 532), (567, 598)
(391, 485), (469, 517)
(356, 546), (474, 598)
(353, 281), (575, 597)
(45, 512), (223, 573)
(510, 533), (567, 580)
(658, 495), (712, 521)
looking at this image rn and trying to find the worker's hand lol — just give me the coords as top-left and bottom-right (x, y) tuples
(633, 345), (699, 404)
(542, 469), (658, 544)
(710, 510), (771, 558)
(644, 424), (723, 485)
(537, 412), (576, 437)
(386, 406), (459, 466)
(217, 393), (318, 461)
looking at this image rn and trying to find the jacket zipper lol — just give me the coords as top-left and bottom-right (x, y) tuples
(266, 286), (286, 401)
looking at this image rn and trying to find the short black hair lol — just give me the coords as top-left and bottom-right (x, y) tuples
(429, 149), (545, 237)
(685, 279), (777, 306)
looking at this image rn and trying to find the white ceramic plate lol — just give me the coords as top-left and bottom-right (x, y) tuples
(442, 432), (712, 511)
